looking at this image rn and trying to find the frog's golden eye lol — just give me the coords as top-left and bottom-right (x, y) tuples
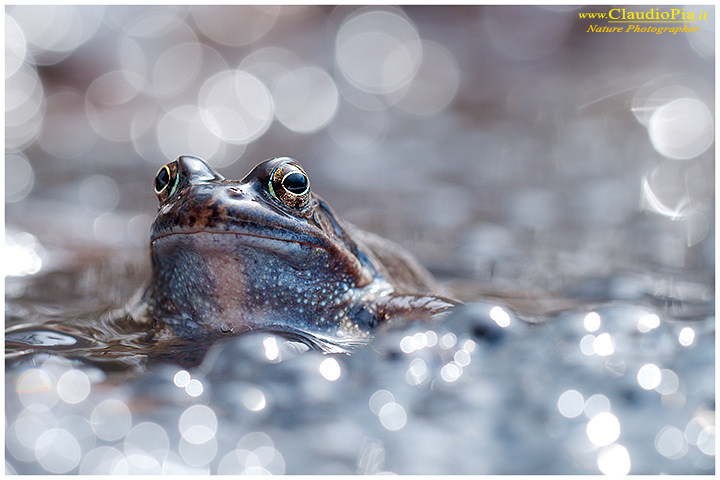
(268, 161), (310, 209)
(154, 162), (179, 202)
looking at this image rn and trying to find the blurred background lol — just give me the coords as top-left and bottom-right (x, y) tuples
(5, 5), (714, 291)
(4, 5), (716, 475)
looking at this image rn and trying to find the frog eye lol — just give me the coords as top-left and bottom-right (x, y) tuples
(154, 162), (179, 202)
(268, 161), (310, 208)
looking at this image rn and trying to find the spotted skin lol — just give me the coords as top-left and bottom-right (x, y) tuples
(135, 155), (457, 342)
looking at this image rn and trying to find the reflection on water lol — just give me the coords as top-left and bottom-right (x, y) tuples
(5, 4), (715, 476)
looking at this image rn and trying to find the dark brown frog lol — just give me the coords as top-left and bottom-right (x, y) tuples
(132, 155), (456, 346)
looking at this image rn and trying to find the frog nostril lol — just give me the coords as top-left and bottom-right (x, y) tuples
(227, 186), (243, 197)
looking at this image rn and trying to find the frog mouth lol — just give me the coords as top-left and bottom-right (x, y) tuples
(152, 230), (374, 287)
(152, 229), (329, 255)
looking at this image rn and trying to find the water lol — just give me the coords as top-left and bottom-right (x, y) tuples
(5, 5), (715, 475)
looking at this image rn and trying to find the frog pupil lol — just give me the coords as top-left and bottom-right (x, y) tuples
(283, 172), (308, 194)
(155, 167), (170, 193)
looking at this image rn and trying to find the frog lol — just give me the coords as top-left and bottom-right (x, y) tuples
(131, 155), (457, 348)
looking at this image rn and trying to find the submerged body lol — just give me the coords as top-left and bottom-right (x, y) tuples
(134, 156), (456, 343)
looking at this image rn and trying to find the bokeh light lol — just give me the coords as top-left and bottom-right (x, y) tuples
(648, 98), (714, 160)
(637, 313), (660, 333)
(179, 405), (217, 444)
(178, 435), (217, 467)
(586, 412), (621, 447)
(369, 389), (394, 415)
(273, 66), (339, 133)
(489, 305), (511, 328)
(263, 336), (280, 362)
(4, 152), (34, 203)
(584, 394), (611, 419)
(484, 6), (572, 61)
(378, 402), (407, 431)
(16, 368), (57, 409)
(557, 390), (584, 419)
(654, 426), (687, 459)
(185, 379), (204, 397)
(39, 91), (97, 159)
(124, 422), (170, 461)
(5, 231), (45, 276)
(90, 399), (132, 442)
(336, 8), (422, 95)
(592, 333), (615, 357)
(8, 5), (104, 65)
(3, 5), (715, 476)
(173, 370), (191, 388)
(198, 70), (274, 144)
(597, 443), (631, 475)
(319, 357), (342, 381)
(57, 370), (91, 404)
(35, 428), (83, 473)
(678, 327), (695, 347)
(157, 105), (228, 163)
(5, 13), (27, 77)
(637, 363), (662, 390)
(583, 312), (601, 332)
(240, 386), (267, 412)
(192, 6), (280, 46)
(392, 40), (460, 116)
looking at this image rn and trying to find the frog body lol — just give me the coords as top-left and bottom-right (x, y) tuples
(135, 155), (456, 343)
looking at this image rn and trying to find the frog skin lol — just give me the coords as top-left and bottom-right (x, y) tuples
(133, 155), (457, 345)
